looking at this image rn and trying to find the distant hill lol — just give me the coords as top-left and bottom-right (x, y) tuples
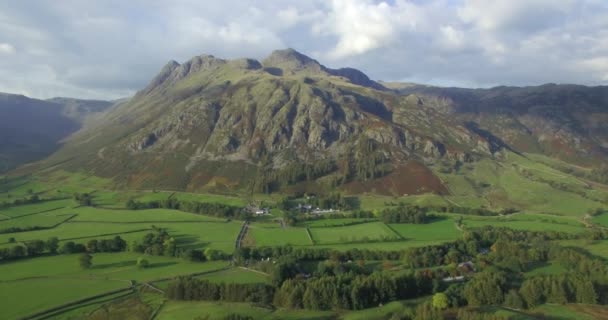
(27, 49), (607, 197)
(0, 93), (113, 172)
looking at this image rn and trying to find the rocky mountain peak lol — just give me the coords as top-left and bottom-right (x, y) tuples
(262, 48), (323, 73)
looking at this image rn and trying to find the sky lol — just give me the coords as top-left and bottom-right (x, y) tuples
(0, 0), (607, 100)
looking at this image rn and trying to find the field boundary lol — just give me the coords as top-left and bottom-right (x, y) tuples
(382, 223), (405, 240)
(60, 228), (152, 242)
(305, 227), (315, 245)
(68, 219), (227, 224)
(4, 205), (66, 220)
(235, 221), (249, 250)
(19, 285), (135, 320)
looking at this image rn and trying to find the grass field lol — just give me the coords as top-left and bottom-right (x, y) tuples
(388, 218), (461, 242)
(304, 218), (377, 228)
(0, 199), (73, 218)
(435, 153), (607, 216)
(309, 222), (399, 244)
(592, 212), (608, 227)
(248, 223), (312, 247)
(0, 277), (129, 319)
(558, 239), (608, 259)
(459, 213), (586, 234)
(524, 261), (567, 278)
(157, 301), (274, 320)
(0, 252), (229, 282)
(1, 163), (607, 320)
(196, 267), (270, 284)
(68, 207), (227, 223)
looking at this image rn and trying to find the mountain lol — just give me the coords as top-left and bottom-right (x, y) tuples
(36, 49), (607, 197)
(0, 93), (113, 172)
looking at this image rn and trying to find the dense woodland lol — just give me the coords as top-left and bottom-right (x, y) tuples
(380, 205), (431, 224)
(165, 226), (608, 316)
(126, 198), (249, 220)
(251, 137), (391, 193)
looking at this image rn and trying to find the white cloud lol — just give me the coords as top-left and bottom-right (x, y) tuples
(0, 0), (606, 99)
(0, 43), (15, 54)
(318, 0), (397, 59)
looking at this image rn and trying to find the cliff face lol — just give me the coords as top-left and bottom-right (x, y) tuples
(39, 50), (607, 194)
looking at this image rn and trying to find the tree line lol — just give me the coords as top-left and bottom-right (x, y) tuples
(0, 235), (127, 262)
(126, 198), (249, 220)
(380, 205), (430, 224)
(166, 276), (275, 305)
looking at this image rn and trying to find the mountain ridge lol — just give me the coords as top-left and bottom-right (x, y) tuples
(8, 48), (608, 197)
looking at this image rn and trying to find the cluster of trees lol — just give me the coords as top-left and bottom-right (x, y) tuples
(383, 202), (518, 217)
(308, 193), (359, 211)
(274, 271), (434, 310)
(0, 194), (42, 209)
(252, 159), (338, 193)
(380, 205), (430, 224)
(279, 193), (360, 212)
(170, 224), (608, 315)
(0, 225), (47, 234)
(166, 276), (275, 305)
(0, 236), (127, 261)
(252, 138), (393, 193)
(347, 137), (391, 182)
(131, 227), (176, 256)
(73, 193), (94, 206)
(84, 237), (127, 253)
(126, 199), (248, 220)
(235, 245), (405, 264)
(268, 160), (337, 187)
(589, 166), (608, 184)
(519, 274), (597, 307)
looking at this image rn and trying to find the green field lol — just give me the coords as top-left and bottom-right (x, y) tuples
(524, 261), (567, 278)
(304, 218), (377, 228)
(592, 212), (608, 227)
(0, 277), (129, 319)
(388, 218), (461, 242)
(309, 222), (399, 244)
(157, 301), (274, 320)
(248, 223), (312, 247)
(0, 252), (229, 282)
(68, 206), (226, 223)
(558, 239), (608, 259)
(0, 199), (73, 218)
(0, 164), (607, 320)
(459, 213), (587, 234)
(197, 267), (270, 284)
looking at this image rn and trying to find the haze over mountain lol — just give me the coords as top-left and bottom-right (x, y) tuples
(0, 94), (113, 172)
(21, 49), (604, 196)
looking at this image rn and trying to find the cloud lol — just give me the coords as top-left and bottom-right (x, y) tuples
(0, 0), (606, 99)
(0, 43), (15, 54)
(317, 0), (396, 59)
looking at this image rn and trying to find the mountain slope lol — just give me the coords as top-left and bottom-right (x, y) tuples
(38, 49), (607, 199)
(0, 93), (113, 172)
(388, 83), (608, 165)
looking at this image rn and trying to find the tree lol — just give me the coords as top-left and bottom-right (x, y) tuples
(8, 237), (15, 243)
(86, 239), (98, 253)
(79, 253), (93, 269)
(414, 301), (443, 320)
(520, 280), (543, 308)
(432, 292), (449, 310)
(26, 240), (45, 256)
(504, 289), (525, 309)
(46, 237), (59, 254)
(137, 257), (149, 269)
(204, 248), (223, 261)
